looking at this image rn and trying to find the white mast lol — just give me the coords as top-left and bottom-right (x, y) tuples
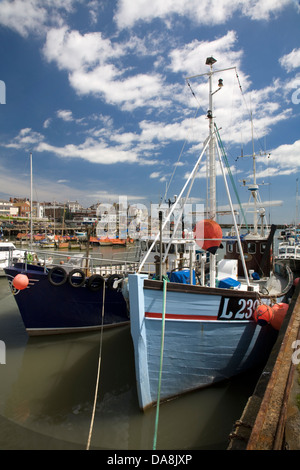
(241, 108), (271, 238)
(187, 58), (235, 287)
(30, 152), (33, 250)
(207, 57), (217, 221)
(207, 57), (217, 287)
(250, 110), (259, 235)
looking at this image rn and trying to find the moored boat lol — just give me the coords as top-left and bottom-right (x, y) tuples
(4, 250), (139, 336)
(275, 240), (300, 273)
(125, 57), (293, 410)
(0, 241), (23, 276)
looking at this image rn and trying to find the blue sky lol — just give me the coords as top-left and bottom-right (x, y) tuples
(0, 0), (300, 224)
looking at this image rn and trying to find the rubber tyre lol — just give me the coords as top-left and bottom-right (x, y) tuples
(107, 273), (123, 290)
(87, 274), (105, 292)
(68, 269), (86, 288)
(48, 266), (68, 286)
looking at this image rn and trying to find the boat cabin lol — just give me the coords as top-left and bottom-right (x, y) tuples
(139, 238), (195, 273)
(224, 237), (271, 278)
(277, 243), (300, 260)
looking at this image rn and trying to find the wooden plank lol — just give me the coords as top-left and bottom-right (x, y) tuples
(246, 285), (300, 450)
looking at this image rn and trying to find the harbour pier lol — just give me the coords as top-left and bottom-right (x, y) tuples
(228, 281), (300, 450)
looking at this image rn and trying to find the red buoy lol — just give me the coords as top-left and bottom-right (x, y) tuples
(12, 274), (29, 290)
(193, 219), (223, 254)
(270, 303), (289, 331)
(253, 304), (273, 326)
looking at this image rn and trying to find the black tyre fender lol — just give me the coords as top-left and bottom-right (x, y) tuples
(86, 274), (105, 292)
(48, 266), (68, 286)
(107, 273), (123, 290)
(68, 269), (86, 287)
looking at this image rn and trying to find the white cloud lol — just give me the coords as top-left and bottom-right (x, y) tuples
(0, 0), (292, 39)
(3, 128), (44, 149)
(243, 0), (292, 20)
(43, 26), (171, 111)
(0, 162), (86, 203)
(184, 162), (242, 180)
(280, 48), (300, 72)
(169, 31), (243, 77)
(114, 0), (292, 29)
(36, 138), (139, 165)
(43, 118), (52, 128)
(57, 109), (74, 121)
(43, 27), (121, 71)
(149, 172), (161, 179)
(0, 0), (47, 37)
(0, 0), (79, 37)
(268, 139), (300, 169)
(86, 191), (147, 202)
(69, 66), (167, 111)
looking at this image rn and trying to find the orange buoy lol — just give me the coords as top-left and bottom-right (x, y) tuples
(253, 304), (273, 326)
(12, 273), (29, 290)
(193, 219), (223, 254)
(270, 303), (289, 331)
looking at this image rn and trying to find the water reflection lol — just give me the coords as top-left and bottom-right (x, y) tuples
(0, 277), (263, 450)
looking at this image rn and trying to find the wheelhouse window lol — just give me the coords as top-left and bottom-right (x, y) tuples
(168, 244), (175, 254)
(177, 244), (185, 253)
(227, 243), (234, 253)
(260, 243), (267, 254)
(247, 242), (256, 254)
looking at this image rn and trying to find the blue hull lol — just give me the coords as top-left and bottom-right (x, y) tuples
(128, 274), (278, 410)
(5, 263), (129, 335)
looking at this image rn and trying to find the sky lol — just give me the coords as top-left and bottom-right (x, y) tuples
(0, 0), (300, 225)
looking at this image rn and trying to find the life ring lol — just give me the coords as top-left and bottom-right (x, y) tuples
(87, 274), (105, 292)
(107, 273), (123, 290)
(48, 266), (68, 286)
(68, 269), (86, 287)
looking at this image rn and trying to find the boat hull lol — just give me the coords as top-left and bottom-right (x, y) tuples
(128, 274), (278, 410)
(5, 263), (129, 336)
(275, 257), (300, 273)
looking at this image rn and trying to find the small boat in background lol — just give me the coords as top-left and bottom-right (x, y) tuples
(275, 240), (300, 273)
(98, 236), (127, 246)
(75, 231), (87, 239)
(0, 241), (23, 276)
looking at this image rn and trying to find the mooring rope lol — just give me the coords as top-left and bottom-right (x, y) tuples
(86, 280), (106, 450)
(153, 277), (167, 450)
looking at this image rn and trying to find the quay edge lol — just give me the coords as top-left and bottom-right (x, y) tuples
(228, 281), (300, 450)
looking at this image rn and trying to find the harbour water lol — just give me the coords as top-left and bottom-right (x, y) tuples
(0, 245), (270, 450)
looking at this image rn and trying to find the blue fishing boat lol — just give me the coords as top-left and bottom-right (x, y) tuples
(4, 253), (133, 336)
(125, 58), (292, 410)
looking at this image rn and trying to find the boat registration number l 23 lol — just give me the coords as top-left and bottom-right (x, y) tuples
(218, 296), (259, 321)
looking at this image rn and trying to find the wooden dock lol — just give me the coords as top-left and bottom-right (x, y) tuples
(228, 282), (300, 450)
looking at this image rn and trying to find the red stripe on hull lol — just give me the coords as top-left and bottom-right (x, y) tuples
(145, 312), (218, 321)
